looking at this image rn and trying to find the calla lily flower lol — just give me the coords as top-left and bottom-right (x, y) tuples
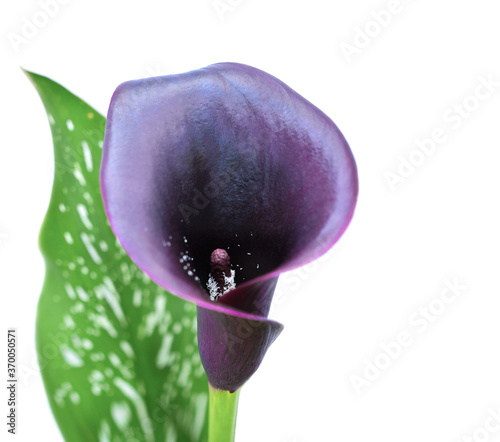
(101, 62), (358, 393)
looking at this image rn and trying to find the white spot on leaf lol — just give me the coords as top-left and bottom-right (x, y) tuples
(156, 333), (173, 369)
(60, 345), (83, 367)
(73, 166), (86, 186)
(111, 401), (132, 431)
(114, 378), (154, 442)
(64, 283), (76, 299)
(177, 360), (191, 387)
(93, 314), (118, 338)
(77, 204), (93, 230)
(81, 141), (93, 172)
(98, 420), (111, 442)
(133, 289), (142, 307)
(80, 232), (102, 264)
(75, 286), (90, 302)
(192, 393), (208, 441)
(64, 232), (74, 244)
(120, 341), (135, 359)
(63, 315), (75, 329)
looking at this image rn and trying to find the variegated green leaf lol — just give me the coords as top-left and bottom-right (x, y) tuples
(27, 71), (208, 442)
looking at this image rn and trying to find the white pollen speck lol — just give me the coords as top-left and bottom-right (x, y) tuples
(48, 114), (55, 125)
(247, 252), (251, 255)
(257, 264), (260, 268)
(81, 141), (93, 172)
(99, 241), (108, 252)
(66, 120), (74, 131)
(64, 232), (74, 244)
(208, 269), (236, 301)
(70, 392), (80, 404)
(59, 204), (67, 212)
(207, 277), (218, 300)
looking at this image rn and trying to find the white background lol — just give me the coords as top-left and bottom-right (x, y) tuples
(1, 0), (500, 441)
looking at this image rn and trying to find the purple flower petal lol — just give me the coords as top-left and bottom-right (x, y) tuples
(101, 63), (358, 391)
(197, 306), (283, 392)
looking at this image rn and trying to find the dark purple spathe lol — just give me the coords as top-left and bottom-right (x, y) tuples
(101, 63), (358, 392)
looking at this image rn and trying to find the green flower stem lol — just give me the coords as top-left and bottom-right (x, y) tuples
(208, 384), (241, 442)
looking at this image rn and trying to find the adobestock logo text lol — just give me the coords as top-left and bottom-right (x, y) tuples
(7, 0), (71, 53)
(384, 74), (499, 191)
(339, 0), (417, 64)
(349, 278), (466, 396)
